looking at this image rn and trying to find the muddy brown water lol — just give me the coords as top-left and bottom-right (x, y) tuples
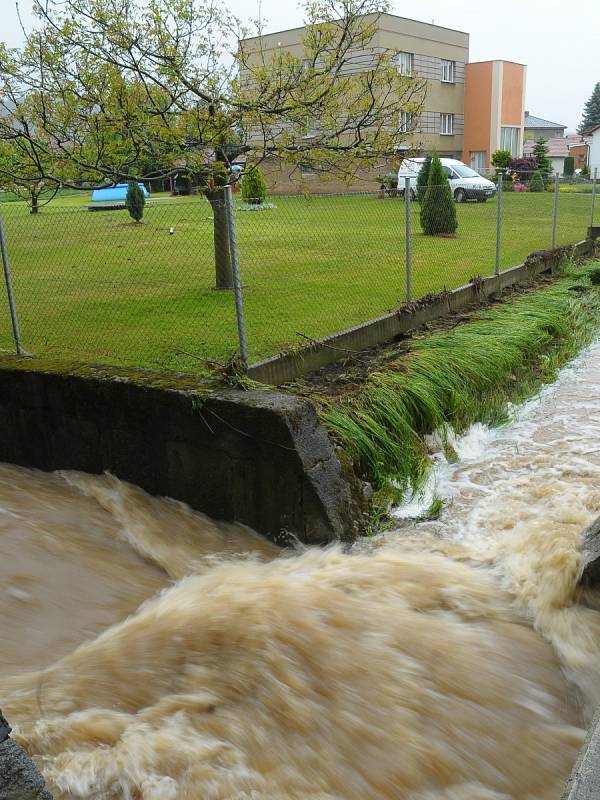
(4, 343), (600, 799)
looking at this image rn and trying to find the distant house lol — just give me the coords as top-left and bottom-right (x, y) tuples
(524, 137), (568, 174)
(566, 134), (591, 172)
(524, 135), (591, 175)
(524, 112), (566, 141)
(590, 125), (600, 173)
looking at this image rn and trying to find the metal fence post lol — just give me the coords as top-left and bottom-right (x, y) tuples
(591, 168), (598, 230)
(551, 171), (560, 249)
(495, 172), (503, 276)
(0, 210), (22, 355)
(224, 185), (249, 369)
(404, 176), (412, 302)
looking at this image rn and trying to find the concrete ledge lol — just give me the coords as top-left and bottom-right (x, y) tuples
(249, 241), (597, 386)
(0, 362), (363, 545)
(0, 711), (53, 800)
(562, 708), (600, 800)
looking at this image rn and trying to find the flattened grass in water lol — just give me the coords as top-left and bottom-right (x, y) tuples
(321, 265), (600, 502)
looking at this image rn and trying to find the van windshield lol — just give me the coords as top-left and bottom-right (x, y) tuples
(451, 164), (482, 178)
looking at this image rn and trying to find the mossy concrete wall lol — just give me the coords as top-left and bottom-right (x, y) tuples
(0, 360), (363, 545)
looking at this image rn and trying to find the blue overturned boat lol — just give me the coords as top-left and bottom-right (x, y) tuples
(88, 183), (149, 210)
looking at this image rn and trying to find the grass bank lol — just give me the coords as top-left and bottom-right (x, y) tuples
(319, 263), (600, 508)
(0, 191), (595, 371)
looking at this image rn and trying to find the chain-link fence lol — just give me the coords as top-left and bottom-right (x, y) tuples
(0, 172), (597, 375)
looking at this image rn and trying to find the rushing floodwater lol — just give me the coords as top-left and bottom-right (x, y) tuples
(5, 343), (600, 799)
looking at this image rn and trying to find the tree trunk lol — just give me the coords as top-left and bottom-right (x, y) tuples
(30, 193), (39, 214)
(206, 188), (233, 290)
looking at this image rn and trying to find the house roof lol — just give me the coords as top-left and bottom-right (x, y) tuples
(589, 124), (600, 135)
(565, 134), (592, 145)
(524, 112), (566, 130)
(523, 137), (569, 158)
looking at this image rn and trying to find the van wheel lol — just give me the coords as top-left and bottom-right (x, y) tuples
(454, 189), (467, 203)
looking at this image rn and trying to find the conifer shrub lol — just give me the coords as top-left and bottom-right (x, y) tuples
(241, 166), (267, 205)
(563, 156), (575, 177)
(530, 170), (545, 192)
(420, 153), (457, 235)
(416, 155), (432, 202)
(125, 182), (146, 222)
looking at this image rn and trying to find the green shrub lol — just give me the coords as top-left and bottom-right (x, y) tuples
(241, 166), (267, 205)
(529, 170), (545, 192)
(420, 152), (457, 236)
(416, 155), (432, 202)
(564, 156), (575, 177)
(125, 182), (146, 222)
(491, 149), (512, 180)
(582, 165), (591, 177)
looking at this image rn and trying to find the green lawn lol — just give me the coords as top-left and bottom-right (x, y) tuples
(0, 189), (595, 373)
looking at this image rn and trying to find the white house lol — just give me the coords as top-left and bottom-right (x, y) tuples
(590, 125), (600, 174)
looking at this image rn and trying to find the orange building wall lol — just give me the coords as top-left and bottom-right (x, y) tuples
(462, 62), (493, 165)
(501, 62), (525, 126)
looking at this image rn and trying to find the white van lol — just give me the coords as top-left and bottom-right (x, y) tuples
(397, 157), (496, 202)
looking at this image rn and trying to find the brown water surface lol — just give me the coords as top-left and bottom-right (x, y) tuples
(4, 342), (600, 799)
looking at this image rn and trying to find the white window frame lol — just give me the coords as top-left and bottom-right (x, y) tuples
(440, 113), (454, 136)
(470, 151), (486, 171)
(399, 111), (414, 133)
(441, 59), (455, 83)
(397, 52), (413, 76)
(501, 126), (521, 157)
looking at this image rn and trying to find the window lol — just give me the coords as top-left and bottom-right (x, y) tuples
(441, 60), (455, 83)
(454, 163), (482, 178)
(501, 126), (521, 157)
(399, 111), (414, 133)
(440, 113), (454, 135)
(299, 163), (317, 175)
(397, 52), (413, 76)
(470, 151), (486, 171)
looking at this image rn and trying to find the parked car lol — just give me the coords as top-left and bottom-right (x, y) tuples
(397, 158), (497, 202)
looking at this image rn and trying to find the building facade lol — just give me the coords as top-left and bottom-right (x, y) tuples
(240, 14), (526, 192)
(462, 61), (527, 171)
(589, 126), (600, 173)
(523, 112), (566, 141)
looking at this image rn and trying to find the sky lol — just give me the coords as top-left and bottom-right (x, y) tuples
(1, 0), (597, 133)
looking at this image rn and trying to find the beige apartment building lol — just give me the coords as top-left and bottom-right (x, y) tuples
(239, 14), (469, 193)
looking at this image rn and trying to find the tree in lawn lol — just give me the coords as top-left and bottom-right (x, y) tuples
(416, 155), (432, 202)
(0, 112), (62, 214)
(241, 167), (267, 205)
(1, 0), (427, 290)
(529, 170), (545, 192)
(126, 182), (146, 222)
(532, 138), (552, 179)
(578, 83), (600, 136)
(420, 153), (457, 236)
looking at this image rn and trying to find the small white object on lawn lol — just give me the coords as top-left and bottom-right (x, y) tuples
(169, 227), (175, 234)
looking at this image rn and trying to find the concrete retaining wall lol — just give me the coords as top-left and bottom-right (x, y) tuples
(249, 240), (598, 385)
(562, 709), (600, 800)
(0, 711), (53, 799)
(0, 361), (364, 545)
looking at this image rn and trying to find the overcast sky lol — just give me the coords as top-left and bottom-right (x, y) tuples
(2, 0), (597, 132)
